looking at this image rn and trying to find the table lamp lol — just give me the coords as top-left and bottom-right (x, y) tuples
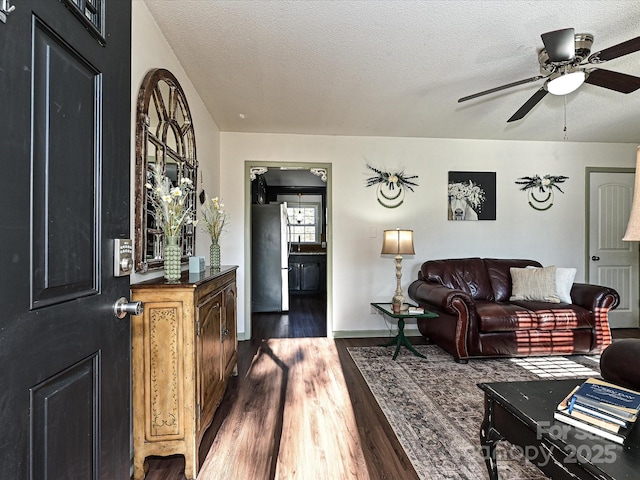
(381, 229), (415, 311)
(623, 146), (640, 241)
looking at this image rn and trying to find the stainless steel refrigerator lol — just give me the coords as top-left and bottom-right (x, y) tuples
(251, 203), (290, 312)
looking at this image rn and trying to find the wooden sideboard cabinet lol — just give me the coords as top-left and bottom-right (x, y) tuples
(131, 266), (238, 480)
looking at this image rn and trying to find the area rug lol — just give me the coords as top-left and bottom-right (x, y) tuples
(347, 344), (602, 480)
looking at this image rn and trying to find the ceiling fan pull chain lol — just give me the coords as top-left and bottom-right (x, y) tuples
(563, 95), (568, 141)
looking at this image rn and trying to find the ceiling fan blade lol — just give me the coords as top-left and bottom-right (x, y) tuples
(458, 75), (544, 103)
(585, 68), (640, 93)
(541, 28), (576, 62)
(589, 36), (640, 63)
(507, 88), (548, 123)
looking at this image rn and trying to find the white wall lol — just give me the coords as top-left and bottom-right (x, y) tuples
(130, 1), (637, 338)
(220, 133), (638, 337)
(130, 0), (221, 284)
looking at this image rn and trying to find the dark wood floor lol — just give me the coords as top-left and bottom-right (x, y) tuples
(142, 296), (640, 479)
(251, 293), (327, 339)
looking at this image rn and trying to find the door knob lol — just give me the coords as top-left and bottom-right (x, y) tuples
(591, 256), (600, 261)
(113, 297), (143, 319)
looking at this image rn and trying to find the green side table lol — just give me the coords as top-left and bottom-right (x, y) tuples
(371, 303), (438, 360)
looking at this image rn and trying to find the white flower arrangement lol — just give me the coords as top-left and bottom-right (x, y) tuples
(515, 174), (569, 193)
(201, 196), (229, 242)
(145, 164), (196, 237)
(448, 180), (485, 208)
(365, 163), (419, 191)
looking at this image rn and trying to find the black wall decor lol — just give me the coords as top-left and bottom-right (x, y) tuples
(448, 171), (497, 221)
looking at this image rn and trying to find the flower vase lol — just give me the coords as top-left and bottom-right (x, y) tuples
(163, 235), (182, 281)
(210, 240), (221, 269)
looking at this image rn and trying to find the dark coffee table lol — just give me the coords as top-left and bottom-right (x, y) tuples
(478, 379), (640, 479)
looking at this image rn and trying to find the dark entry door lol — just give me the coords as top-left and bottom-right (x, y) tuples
(0, 1), (132, 478)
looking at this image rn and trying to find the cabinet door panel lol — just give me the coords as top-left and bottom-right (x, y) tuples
(144, 302), (185, 440)
(198, 291), (222, 432)
(222, 284), (237, 376)
(288, 262), (301, 291)
(301, 262), (321, 291)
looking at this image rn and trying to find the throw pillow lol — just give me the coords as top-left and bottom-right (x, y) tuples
(510, 265), (560, 303)
(525, 265), (577, 304)
(555, 267), (577, 303)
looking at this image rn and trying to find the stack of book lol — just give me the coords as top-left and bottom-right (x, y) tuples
(554, 377), (640, 444)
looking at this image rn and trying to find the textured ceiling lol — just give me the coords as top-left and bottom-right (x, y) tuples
(143, 0), (640, 143)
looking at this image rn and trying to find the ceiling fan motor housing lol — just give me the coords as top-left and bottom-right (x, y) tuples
(538, 33), (594, 75)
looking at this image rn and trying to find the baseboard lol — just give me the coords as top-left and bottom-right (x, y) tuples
(611, 324), (640, 330)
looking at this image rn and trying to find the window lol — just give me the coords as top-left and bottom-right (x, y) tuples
(287, 204), (320, 244)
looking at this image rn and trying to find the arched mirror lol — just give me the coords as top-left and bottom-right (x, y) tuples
(134, 68), (197, 272)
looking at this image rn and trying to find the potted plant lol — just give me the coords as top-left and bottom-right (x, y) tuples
(392, 296), (403, 313)
(145, 164), (196, 280)
(201, 196), (230, 269)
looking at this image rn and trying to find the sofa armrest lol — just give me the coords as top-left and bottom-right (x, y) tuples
(408, 280), (475, 315)
(408, 279), (476, 360)
(570, 283), (620, 311)
(570, 283), (620, 351)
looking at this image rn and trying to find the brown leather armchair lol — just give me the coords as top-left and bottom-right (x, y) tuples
(408, 257), (620, 363)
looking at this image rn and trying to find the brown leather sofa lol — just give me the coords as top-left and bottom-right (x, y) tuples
(407, 257), (620, 363)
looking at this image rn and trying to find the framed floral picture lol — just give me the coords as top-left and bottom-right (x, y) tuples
(448, 171), (496, 221)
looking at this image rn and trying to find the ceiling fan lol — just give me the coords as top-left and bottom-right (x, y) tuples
(458, 28), (640, 122)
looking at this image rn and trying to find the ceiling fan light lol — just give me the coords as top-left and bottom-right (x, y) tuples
(547, 70), (586, 95)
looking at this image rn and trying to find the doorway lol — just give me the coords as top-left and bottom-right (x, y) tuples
(246, 162), (332, 340)
(587, 168), (639, 328)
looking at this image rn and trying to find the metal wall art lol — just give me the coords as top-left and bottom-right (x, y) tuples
(448, 171), (496, 220)
(365, 163), (418, 208)
(515, 174), (569, 211)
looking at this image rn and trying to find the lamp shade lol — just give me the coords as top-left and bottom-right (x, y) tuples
(622, 147), (640, 241)
(381, 229), (415, 255)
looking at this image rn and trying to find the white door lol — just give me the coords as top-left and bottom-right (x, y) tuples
(588, 170), (639, 328)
